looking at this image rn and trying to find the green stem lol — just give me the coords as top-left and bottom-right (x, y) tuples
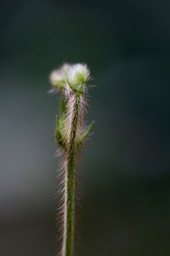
(65, 94), (80, 256)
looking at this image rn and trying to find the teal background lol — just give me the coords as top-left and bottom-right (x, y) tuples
(0, 0), (170, 255)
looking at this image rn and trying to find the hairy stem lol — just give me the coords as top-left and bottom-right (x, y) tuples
(49, 63), (94, 256)
(63, 94), (80, 256)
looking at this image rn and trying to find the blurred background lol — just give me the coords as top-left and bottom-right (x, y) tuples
(0, 0), (170, 255)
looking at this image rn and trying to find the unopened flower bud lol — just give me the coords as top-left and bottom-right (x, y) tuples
(49, 70), (66, 90)
(67, 64), (90, 91)
(49, 63), (90, 94)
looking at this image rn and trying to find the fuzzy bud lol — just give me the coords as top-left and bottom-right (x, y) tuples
(49, 63), (90, 94)
(67, 64), (90, 91)
(49, 70), (66, 90)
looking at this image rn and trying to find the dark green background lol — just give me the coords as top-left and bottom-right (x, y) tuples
(0, 0), (170, 255)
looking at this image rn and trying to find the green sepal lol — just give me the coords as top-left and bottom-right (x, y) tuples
(55, 115), (63, 145)
(59, 95), (66, 115)
(54, 96), (67, 146)
(78, 120), (95, 146)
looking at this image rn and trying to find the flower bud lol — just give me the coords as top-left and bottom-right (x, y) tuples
(49, 70), (66, 90)
(67, 64), (90, 91)
(49, 63), (90, 94)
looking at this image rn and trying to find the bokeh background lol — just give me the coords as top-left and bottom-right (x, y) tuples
(0, 0), (170, 255)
